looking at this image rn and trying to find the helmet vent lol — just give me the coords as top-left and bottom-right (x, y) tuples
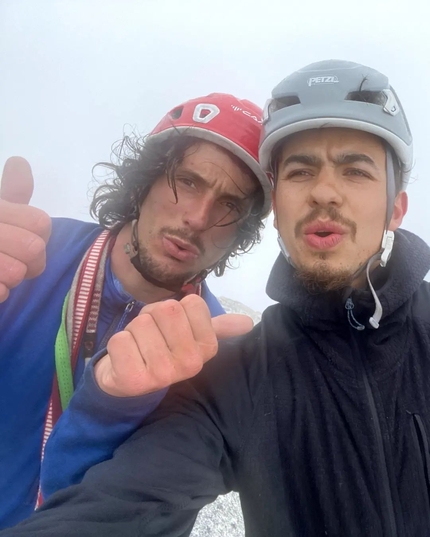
(170, 106), (184, 119)
(345, 90), (387, 107)
(271, 95), (301, 112)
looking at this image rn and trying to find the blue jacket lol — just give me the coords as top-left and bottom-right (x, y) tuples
(0, 218), (224, 529)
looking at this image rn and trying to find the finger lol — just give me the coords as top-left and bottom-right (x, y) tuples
(1, 157), (34, 204)
(179, 294), (219, 361)
(104, 330), (149, 395)
(0, 200), (51, 243)
(0, 222), (47, 278)
(108, 318), (176, 395)
(0, 252), (28, 290)
(0, 283), (10, 303)
(138, 299), (207, 374)
(125, 314), (185, 388)
(211, 313), (254, 340)
(181, 295), (254, 341)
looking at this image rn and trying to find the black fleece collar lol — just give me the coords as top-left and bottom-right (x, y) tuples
(266, 229), (430, 330)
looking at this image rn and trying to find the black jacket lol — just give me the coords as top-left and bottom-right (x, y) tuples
(4, 229), (430, 537)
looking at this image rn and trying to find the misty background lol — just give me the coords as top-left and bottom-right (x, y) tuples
(1, 0), (429, 312)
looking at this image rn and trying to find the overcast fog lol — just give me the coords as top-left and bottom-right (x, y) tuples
(1, 0), (429, 312)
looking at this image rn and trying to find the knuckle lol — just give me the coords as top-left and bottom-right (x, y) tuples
(181, 293), (204, 309)
(107, 330), (132, 351)
(158, 299), (182, 318)
(133, 312), (155, 329)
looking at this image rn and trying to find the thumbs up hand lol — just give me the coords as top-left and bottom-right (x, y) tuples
(0, 157), (52, 303)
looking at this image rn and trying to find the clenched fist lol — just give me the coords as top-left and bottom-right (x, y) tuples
(0, 157), (52, 302)
(95, 294), (254, 397)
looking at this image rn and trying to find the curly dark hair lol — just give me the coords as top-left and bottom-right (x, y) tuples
(90, 132), (266, 277)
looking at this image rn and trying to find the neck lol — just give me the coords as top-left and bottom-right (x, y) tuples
(351, 256), (382, 290)
(110, 223), (177, 304)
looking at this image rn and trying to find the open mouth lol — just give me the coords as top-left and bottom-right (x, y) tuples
(314, 231), (333, 238)
(303, 223), (346, 250)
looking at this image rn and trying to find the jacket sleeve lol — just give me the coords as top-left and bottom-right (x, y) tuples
(40, 284), (224, 500)
(40, 350), (167, 499)
(3, 379), (235, 537)
(3, 331), (263, 537)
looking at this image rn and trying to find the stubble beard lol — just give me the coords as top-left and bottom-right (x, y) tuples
(293, 207), (358, 293)
(295, 254), (354, 293)
(136, 241), (197, 289)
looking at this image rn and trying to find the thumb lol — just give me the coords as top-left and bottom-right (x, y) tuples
(1, 157), (34, 204)
(211, 313), (254, 340)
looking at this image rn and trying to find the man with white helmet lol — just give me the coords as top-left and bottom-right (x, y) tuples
(4, 61), (430, 536)
(0, 93), (270, 529)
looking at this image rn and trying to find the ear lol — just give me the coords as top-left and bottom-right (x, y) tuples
(272, 189), (278, 230)
(388, 191), (408, 231)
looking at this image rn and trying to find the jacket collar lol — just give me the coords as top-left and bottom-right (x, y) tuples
(266, 229), (430, 331)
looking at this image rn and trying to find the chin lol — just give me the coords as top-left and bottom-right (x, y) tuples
(295, 259), (354, 293)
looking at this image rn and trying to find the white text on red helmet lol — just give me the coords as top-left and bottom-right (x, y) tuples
(230, 104), (262, 124)
(192, 104), (220, 123)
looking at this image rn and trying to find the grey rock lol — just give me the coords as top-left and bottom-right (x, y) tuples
(217, 296), (262, 324)
(191, 493), (244, 537)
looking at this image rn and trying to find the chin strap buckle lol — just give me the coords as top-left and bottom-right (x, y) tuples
(380, 230), (395, 267)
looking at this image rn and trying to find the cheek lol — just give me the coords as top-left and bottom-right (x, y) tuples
(206, 225), (238, 254)
(273, 186), (302, 229)
(146, 197), (177, 220)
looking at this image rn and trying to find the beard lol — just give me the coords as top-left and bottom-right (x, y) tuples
(292, 206), (358, 293)
(130, 224), (207, 291)
(295, 256), (354, 293)
(133, 240), (198, 290)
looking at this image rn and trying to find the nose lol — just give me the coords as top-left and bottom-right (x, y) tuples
(307, 166), (343, 209)
(182, 196), (214, 231)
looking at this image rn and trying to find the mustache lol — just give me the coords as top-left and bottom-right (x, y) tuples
(160, 226), (206, 255)
(294, 206), (357, 241)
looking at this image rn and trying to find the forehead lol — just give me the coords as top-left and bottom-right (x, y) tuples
(180, 141), (259, 196)
(279, 128), (386, 159)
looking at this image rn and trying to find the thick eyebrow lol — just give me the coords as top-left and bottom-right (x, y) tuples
(176, 168), (253, 206)
(332, 153), (378, 169)
(280, 154), (322, 169)
(280, 152), (379, 170)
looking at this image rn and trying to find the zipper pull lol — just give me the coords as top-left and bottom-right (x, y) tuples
(345, 298), (365, 331)
(124, 300), (136, 314)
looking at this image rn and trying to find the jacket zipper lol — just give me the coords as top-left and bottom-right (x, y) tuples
(347, 299), (398, 537)
(98, 300), (136, 350)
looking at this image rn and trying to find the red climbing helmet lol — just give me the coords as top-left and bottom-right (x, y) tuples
(149, 93), (272, 215)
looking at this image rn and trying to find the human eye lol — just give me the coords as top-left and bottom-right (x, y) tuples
(344, 168), (373, 181)
(286, 169), (314, 182)
(176, 175), (197, 189)
(220, 200), (243, 219)
(214, 199), (247, 226)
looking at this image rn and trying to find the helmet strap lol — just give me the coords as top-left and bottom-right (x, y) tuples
(379, 146), (397, 267)
(277, 233), (295, 267)
(385, 145), (396, 228)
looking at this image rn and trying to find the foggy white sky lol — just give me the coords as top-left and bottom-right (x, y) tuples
(1, 0), (429, 312)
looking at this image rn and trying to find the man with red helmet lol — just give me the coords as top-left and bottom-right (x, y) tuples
(0, 93), (270, 528)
